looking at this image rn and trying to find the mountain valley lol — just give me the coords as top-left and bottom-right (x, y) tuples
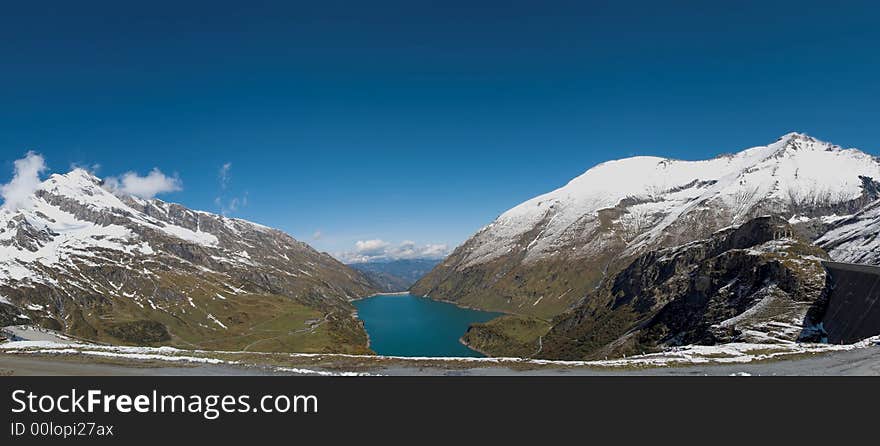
(349, 258), (440, 292)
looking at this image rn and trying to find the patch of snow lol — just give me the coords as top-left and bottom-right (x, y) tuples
(788, 215), (810, 224)
(155, 223), (219, 247)
(207, 314), (227, 329)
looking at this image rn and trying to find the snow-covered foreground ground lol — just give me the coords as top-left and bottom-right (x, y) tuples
(2, 324), (880, 375)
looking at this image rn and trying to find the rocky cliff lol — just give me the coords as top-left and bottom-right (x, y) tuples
(539, 217), (831, 359)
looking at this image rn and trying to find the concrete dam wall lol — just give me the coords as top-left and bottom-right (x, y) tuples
(821, 261), (880, 344)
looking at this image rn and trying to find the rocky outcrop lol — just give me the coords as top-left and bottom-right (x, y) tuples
(539, 217), (831, 360)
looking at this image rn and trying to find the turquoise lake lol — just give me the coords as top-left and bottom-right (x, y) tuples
(353, 293), (503, 357)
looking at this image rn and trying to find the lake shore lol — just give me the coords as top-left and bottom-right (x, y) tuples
(415, 293), (517, 315)
(350, 291), (410, 302)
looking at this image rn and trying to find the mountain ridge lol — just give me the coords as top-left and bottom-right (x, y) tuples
(0, 168), (378, 353)
(412, 133), (880, 318)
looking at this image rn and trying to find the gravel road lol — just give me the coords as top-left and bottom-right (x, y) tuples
(380, 346), (880, 375)
(1, 345), (878, 375)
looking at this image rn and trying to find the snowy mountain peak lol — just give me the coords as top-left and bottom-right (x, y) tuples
(777, 131), (812, 143)
(770, 131), (840, 153)
(38, 169), (119, 208)
(0, 167), (303, 285)
(53, 167), (101, 183)
(452, 133), (880, 268)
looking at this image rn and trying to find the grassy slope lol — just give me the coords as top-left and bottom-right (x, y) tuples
(64, 272), (372, 355)
(461, 315), (552, 358)
(412, 255), (614, 319)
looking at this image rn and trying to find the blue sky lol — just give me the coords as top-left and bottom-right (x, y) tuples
(2, 1), (879, 261)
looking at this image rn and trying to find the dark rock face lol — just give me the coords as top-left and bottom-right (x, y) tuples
(811, 262), (880, 344)
(540, 217), (830, 360)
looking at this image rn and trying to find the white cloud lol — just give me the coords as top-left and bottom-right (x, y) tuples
(312, 231), (323, 240)
(219, 162), (232, 189)
(216, 192), (247, 216)
(339, 239), (450, 263)
(354, 239), (390, 255)
(214, 162), (247, 216)
(421, 243), (449, 257)
(105, 168), (182, 199)
(1, 151), (47, 211)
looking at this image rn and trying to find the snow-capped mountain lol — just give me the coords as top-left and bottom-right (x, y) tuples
(412, 133), (880, 317)
(456, 132), (879, 266)
(0, 169), (377, 352)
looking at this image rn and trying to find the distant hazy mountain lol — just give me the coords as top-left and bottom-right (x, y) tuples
(349, 258), (442, 292)
(413, 133), (880, 318)
(0, 169), (377, 352)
